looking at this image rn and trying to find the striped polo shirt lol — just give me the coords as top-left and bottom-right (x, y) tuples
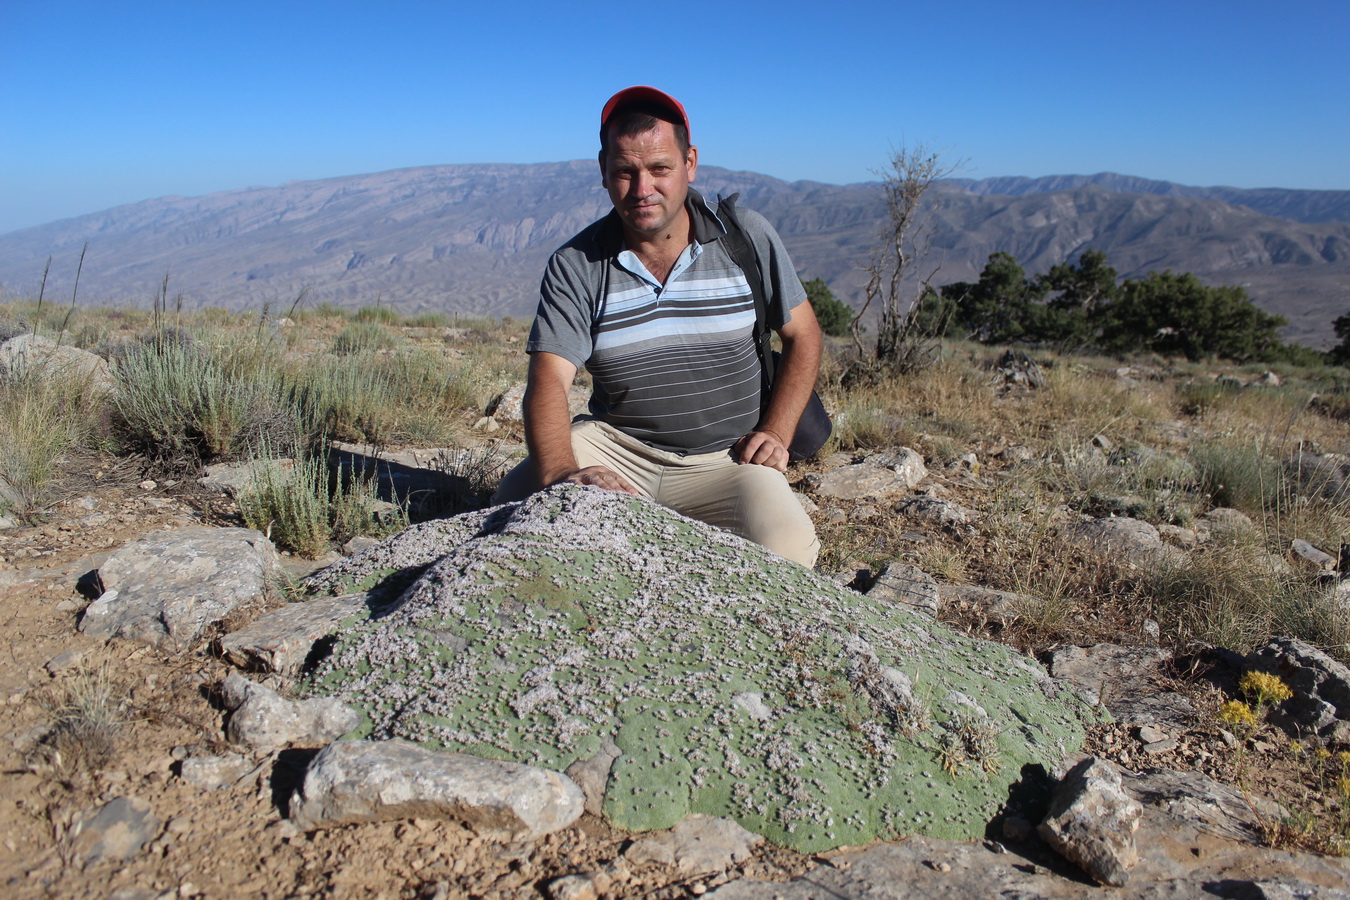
(528, 191), (806, 454)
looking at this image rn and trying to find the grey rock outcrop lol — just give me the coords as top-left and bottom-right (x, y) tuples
(70, 796), (160, 868)
(1048, 644), (1195, 728)
(222, 673), (361, 753)
(939, 584), (1042, 623)
(218, 593), (374, 674)
(80, 527), (284, 648)
(806, 449), (926, 500)
(1068, 517), (1184, 568)
(289, 739), (584, 839)
(625, 815), (762, 875)
(1249, 638), (1350, 743)
(864, 563), (940, 616)
(1286, 452), (1350, 504)
(1038, 757), (1143, 886)
(0, 332), (112, 389)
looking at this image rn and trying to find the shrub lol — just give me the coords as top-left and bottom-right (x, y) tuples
(238, 451), (406, 557)
(353, 305), (401, 325)
(1188, 439), (1283, 513)
(0, 366), (107, 515)
(111, 340), (307, 467)
(332, 321), (399, 355)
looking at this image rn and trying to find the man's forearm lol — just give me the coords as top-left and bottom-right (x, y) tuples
(523, 370), (581, 487)
(757, 331), (823, 444)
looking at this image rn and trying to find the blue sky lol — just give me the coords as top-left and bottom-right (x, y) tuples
(1, 0), (1346, 234)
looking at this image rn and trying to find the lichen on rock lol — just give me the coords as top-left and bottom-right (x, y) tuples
(303, 484), (1100, 852)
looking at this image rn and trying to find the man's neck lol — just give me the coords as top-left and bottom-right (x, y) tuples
(623, 209), (693, 285)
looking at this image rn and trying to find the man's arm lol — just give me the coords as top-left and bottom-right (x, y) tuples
(732, 300), (824, 471)
(524, 352), (639, 495)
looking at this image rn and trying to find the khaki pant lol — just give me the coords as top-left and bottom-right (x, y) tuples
(493, 419), (820, 567)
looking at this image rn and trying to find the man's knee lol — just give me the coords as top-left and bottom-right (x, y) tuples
(751, 511), (819, 567)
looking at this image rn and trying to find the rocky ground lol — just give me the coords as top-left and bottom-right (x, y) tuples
(3, 349), (1350, 898)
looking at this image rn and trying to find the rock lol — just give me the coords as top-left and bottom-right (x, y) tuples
(806, 449), (927, 501)
(1038, 757), (1142, 886)
(1068, 517), (1184, 568)
(994, 349), (1045, 388)
(80, 527), (284, 649)
(289, 738), (584, 839)
(179, 753), (253, 790)
(1249, 638), (1350, 742)
(547, 874), (599, 900)
(1285, 452), (1350, 504)
(626, 815), (762, 875)
(864, 563), (939, 616)
(304, 485), (1098, 853)
(1291, 539), (1337, 570)
(894, 495), (977, 531)
(222, 673), (361, 753)
(70, 795), (160, 868)
(937, 584), (1040, 622)
(563, 738), (622, 817)
(0, 333), (112, 390)
(219, 593), (374, 674)
(1048, 644), (1196, 728)
(198, 459), (295, 498)
(44, 649), (89, 676)
(490, 382), (589, 423)
(1198, 506), (1255, 536)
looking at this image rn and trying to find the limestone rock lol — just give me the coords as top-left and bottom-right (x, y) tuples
(1286, 452), (1350, 504)
(1068, 517), (1184, 568)
(1249, 638), (1350, 742)
(1198, 506), (1255, 536)
(938, 584), (1040, 622)
(1291, 539), (1337, 571)
(806, 448), (927, 501)
(179, 753), (253, 790)
(198, 459), (295, 498)
(222, 673), (361, 753)
(864, 563), (939, 616)
(218, 593), (375, 674)
(80, 527), (284, 648)
(1048, 644), (1195, 728)
(304, 485), (1098, 853)
(70, 795), (160, 868)
(0, 333), (112, 390)
(289, 738), (584, 839)
(1038, 757), (1143, 886)
(626, 815), (762, 875)
(894, 495), (977, 531)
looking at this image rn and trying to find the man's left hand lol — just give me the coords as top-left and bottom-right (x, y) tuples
(733, 430), (790, 471)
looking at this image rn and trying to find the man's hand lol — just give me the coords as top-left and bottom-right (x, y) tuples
(551, 465), (641, 495)
(733, 430), (790, 472)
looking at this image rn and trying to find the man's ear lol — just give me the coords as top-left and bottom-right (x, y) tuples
(597, 149), (607, 186)
(686, 145), (698, 183)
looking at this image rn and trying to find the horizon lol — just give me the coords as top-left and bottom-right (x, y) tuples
(2, 0), (1347, 235)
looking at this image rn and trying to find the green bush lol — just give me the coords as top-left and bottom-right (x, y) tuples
(1188, 439), (1283, 513)
(0, 370), (104, 514)
(111, 340), (307, 466)
(332, 321), (399, 355)
(802, 278), (854, 337)
(354, 305), (402, 325)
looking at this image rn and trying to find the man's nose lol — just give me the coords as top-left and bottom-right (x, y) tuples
(631, 170), (653, 197)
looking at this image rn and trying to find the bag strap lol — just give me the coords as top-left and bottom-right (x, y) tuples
(715, 193), (777, 404)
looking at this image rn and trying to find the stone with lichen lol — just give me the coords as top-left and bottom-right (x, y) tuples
(303, 484), (1100, 852)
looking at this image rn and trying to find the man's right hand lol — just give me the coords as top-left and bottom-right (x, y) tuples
(550, 465), (641, 496)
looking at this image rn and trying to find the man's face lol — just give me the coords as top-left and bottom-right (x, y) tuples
(599, 120), (698, 239)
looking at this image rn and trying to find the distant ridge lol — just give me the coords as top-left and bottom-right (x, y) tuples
(1, 164), (1346, 348)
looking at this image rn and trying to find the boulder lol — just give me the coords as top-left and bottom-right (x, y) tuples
(1068, 517), (1184, 568)
(1285, 453), (1350, 504)
(222, 673), (361, 753)
(304, 485), (1098, 853)
(80, 527), (285, 649)
(1249, 638), (1350, 743)
(218, 593), (375, 674)
(0, 332), (112, 390)
(1038, 757), (1143, 886)
(806, 448), (927, 501)
(289, 738), (584, 839)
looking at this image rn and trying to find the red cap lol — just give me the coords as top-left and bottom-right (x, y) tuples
(600, 86), (690, 141)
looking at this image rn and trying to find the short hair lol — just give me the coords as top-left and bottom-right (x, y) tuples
(599, 100), (690, 159)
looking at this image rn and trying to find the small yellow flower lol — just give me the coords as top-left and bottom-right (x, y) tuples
(1219, 700), (1257, 728)
(1338, 776), (1350, 798)
(1338, 751), (1350, 766)
(1316, 748), (1333, 761)
(1239, 671), (1293, 706)
(1289, 740), (1304, 756)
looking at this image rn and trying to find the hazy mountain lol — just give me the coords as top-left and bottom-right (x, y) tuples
(1, 163), (1346, 348)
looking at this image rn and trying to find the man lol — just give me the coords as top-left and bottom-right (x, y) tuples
(493, 86), (821, 567)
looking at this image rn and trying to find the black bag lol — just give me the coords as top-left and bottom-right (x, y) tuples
(717, 194), (832, 461)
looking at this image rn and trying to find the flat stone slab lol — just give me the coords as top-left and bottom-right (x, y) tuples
(290, 738), (584, 839)
(806, 449), (927, 500)
(81, 527), (284, 648)
(219, 593), (375, 674)
(304, 485), (1098, 852)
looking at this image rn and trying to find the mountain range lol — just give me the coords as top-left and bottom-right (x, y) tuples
(1, 164), (1346, 349)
